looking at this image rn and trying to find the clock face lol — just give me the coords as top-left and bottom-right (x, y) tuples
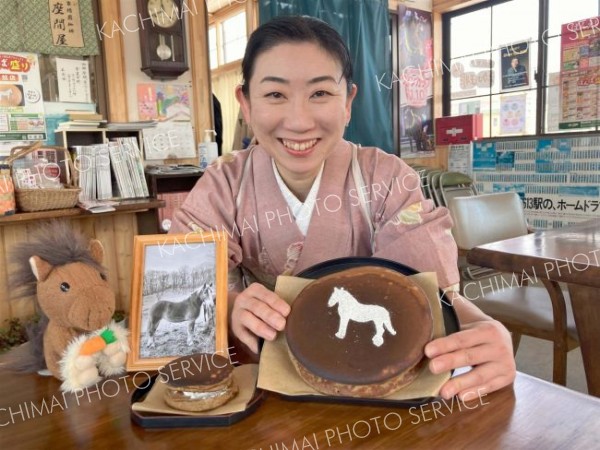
(147, 0), (179, 29)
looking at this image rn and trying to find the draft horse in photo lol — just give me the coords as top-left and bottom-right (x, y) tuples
(146, 284), (213, 348)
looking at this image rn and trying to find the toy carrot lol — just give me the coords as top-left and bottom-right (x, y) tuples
(79, 329), (117, 356)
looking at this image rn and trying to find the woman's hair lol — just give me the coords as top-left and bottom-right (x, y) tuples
(241, 15), (354, 96)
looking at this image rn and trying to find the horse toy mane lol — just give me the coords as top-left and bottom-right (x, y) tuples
(1, 221), (129, 392)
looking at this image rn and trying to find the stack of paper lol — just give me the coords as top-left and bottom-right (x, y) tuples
(115, 137), (149, 198)
(107, 142), (134, 199)
(73, 139), (148, 201)
(73, 145), (95, 201)
(65, 110), (104, 121)
(93, 144), (113, 200)
(106, 121), (157, 131)
(56, 120), (107, 130)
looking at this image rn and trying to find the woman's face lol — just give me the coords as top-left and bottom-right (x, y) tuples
(236, 42), (357, 183)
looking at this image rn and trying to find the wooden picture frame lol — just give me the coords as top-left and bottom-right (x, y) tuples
(127, 232), (228, 371)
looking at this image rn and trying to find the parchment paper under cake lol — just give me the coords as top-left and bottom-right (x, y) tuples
(258, 273), (451, 400)
(132, 364), (258, 416)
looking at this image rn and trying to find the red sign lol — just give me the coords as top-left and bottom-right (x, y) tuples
(435, 114), (483, 145)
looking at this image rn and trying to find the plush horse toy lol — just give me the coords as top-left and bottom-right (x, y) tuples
(1, 222), (129, 392)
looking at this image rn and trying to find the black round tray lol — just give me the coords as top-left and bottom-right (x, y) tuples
(130, 375), (266, 428)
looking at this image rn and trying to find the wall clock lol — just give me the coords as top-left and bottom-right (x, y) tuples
(137, 0), (189, 80)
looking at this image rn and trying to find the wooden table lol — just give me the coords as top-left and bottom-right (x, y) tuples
(0, 371), (599, 449)
(468, 218), (600, 396)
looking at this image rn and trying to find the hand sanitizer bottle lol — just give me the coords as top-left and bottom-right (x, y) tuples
(198, 130), (218, 170)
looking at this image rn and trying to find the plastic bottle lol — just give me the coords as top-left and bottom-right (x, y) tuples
(198, 130), (218, 170)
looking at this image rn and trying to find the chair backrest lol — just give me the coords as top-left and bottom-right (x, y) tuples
(425, 169), (442, 200)
(443, 186), (478, 208)
(448, 192), (529, 250)
(429, 171), (444, 206)
(439, 171), (474, 187)
(439, 172), (478, 207)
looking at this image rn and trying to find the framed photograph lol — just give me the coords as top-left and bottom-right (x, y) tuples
(127, 232), (228, 371)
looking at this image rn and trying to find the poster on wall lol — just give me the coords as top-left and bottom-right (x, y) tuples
(398, 5), (434, 159)
(472, 137), (600, 229)
(559, 16), (600, 129)
(500, 41), (530, 91)
(500, 94), (526, 134)
(0, 53), (46, 142)
(137, 83), (191, 122)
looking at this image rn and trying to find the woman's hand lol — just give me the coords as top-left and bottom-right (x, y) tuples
(425, 317), (516, 401)
(230, 283), (291, 353)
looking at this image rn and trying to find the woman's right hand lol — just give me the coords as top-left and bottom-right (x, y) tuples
(230, 283), (291, 353)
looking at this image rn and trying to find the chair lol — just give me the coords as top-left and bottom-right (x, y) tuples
(448, 192), (579, 386)
(426, 170), (444, 206)
(439, 171), (478, 207)
(409, 165), (430, 198)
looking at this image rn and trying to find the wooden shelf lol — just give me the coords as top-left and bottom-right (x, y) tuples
(0, 198), (165, 226)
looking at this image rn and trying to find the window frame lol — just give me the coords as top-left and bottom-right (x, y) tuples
(442, 0), (600, 138)
(208, 4), (246, 72)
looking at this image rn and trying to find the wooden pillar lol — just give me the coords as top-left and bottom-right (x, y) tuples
(188, 1), (213, 146)
(246, 0), (259, 34)
(98, 0), (129, 122)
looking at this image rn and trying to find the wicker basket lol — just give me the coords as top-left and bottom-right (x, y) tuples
(7, 142), (81, 212)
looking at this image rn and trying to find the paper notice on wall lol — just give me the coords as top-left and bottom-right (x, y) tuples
(500, 94), (526, 134)
(0, 52), (46, 142)
(448, 144), (472, 176)
(142, 121), (196, 160)
(56, 58), (91, 103)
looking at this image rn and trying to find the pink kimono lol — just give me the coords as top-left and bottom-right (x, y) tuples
(170, 140), (459, 290)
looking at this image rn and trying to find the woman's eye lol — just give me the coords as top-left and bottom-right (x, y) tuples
(100, 273), (107, 281)
(266, 92), (284, 99)
(60, 282), (70, 292)
(312, 90), (330, 98)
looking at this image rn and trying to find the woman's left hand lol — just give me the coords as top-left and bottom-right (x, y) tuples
(424, 318), (516, 401)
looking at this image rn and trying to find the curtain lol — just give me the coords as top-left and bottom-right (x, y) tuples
(259, 0), (393, 153)
(0, 0), (99, 56)
(212, 66), (243, 153)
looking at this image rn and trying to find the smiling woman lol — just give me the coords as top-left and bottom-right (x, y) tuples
(235, 42), (356, 199)
(170, 15), (516, 402)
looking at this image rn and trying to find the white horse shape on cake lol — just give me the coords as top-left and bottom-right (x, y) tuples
(327, 287), (396, 347)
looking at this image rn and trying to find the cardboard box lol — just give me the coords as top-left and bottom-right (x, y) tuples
(435, 114), (483, 145)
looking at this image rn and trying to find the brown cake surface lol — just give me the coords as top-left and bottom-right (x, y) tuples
(285, 266), (433, 394)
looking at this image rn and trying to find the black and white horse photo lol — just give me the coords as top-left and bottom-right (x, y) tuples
(146, 283), (212, 348)
(138, 242), (217, 359)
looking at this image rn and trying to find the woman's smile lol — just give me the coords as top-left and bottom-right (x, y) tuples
(280, 138), (319, 155)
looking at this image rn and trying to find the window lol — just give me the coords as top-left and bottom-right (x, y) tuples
(208, 10), (247, 70)
(443, 0), (600, 137)
(209, 26), (218, 70)
(222, 12), (246, 64)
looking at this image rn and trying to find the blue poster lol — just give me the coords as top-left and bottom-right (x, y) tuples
(473, 142), (496, 171)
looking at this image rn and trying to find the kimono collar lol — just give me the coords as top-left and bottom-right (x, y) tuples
(271, 158), (325, 236)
